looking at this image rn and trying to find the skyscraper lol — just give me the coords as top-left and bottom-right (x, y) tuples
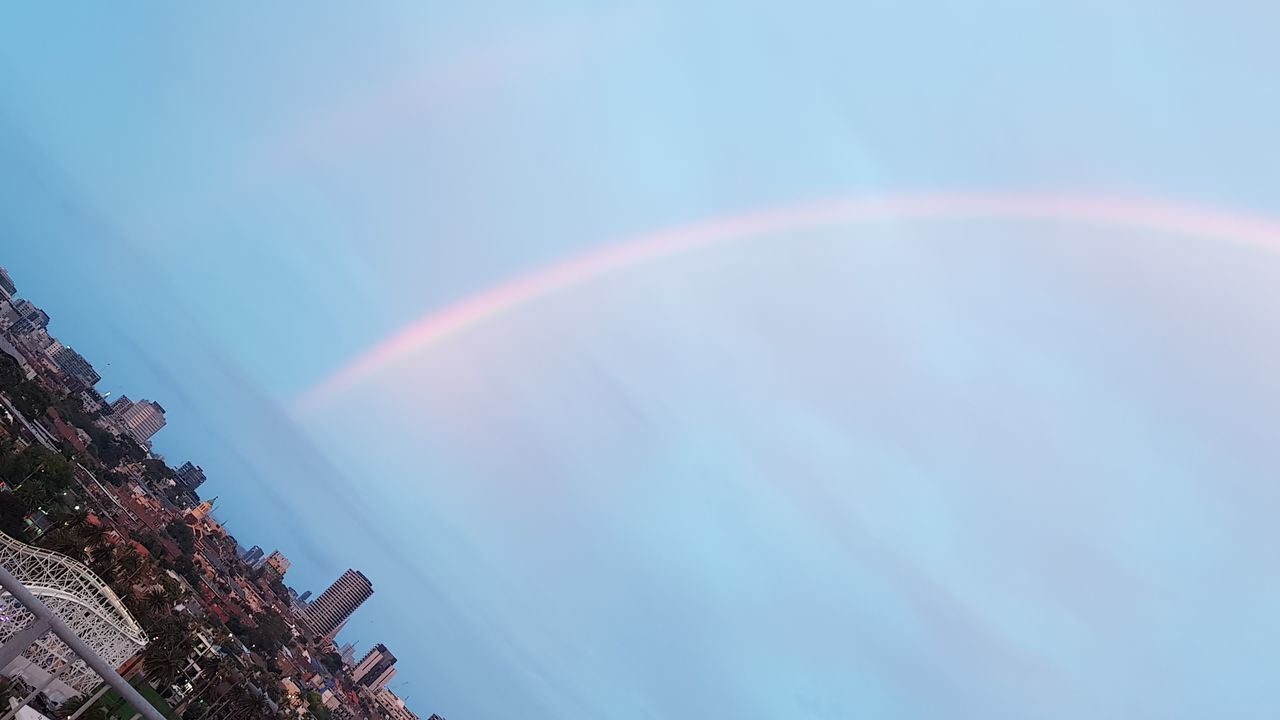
(336, 640), (355, 666)
(0, 267), (16, 299)
(9, 299), (49, 336)
(371, 688), (421, 720)
(301, 569), (373, 639)
(109, 395), (167, 444)
(51, 346), (101, 388)
(176, 461), (207, 490)
(352, 644), (398, 690)
(369, 666), (396, 691)
(265, 550), (291, 577)
(242, 545), (265, 566)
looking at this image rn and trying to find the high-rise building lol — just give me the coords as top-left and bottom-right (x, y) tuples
(297, 589), (312, 604)
(265, 550), (291, 577)
(176, 461), (206, 490)
(369, 666), (397, 691)
(352, 644), (398, 690)
(351, 645), (383, 680)
(336, 641), (356, 666)
(51, 346), (101, 387)
(78, 388), (107, 414)
(301, 569), (373, 639)
(368, 688), (420, 720)
(15, 327), (56, 356)
(0, 267), (16, 299)
(109, 395), (166, 444)
(9, 299), (49, 336)
(241, 545), (265, 566)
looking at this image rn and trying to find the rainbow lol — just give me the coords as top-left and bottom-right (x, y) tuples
(297, 191), (1280, 409)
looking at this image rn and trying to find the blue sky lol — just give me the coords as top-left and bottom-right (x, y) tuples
(3, 3), (1280, 718)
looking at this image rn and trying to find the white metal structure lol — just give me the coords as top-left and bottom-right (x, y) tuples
(0, 532), (146, 693)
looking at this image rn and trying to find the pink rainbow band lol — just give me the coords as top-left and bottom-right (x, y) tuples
(297, 191), (1280, 409)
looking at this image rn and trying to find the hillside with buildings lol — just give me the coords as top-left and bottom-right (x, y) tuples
(0, 265), (437, 719)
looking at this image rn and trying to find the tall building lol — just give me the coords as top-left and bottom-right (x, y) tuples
(9, 299), (49, 336)
(301, 569), (373, 639)
(109, 395), (167, 444)
(0, 267), (16, 299)
(352, 644), (397, 690)
(368, 688), (420, 720)
(175, 461), (206, 490)
(336, 641), (356, 666)
(16, 327), (56, 355)
(51, 346), (101, 387)
(265, 550), (291, 576)
(241, 545), (265, 566)
(78, 388), (107, 414)
(369, 666), (397, 691)
(189, 497), (217, 521)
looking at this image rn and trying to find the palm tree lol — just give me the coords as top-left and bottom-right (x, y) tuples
(50, 693), (110, 719)
(141, 623), (195, 691)
(193, 684), (245, 720)
(78, 519), (109, 550)
(111, 549), (145, 587)
(14, 479), (49, 507)
(212, 687), (263, 720)
(87, 543), (116, 581)
(38, 526), (87, 561)
(141, 586), (174, 622)
(173, 658), (232, 716)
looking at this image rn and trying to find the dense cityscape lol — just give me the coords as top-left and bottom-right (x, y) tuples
(0, 263), (436, 719)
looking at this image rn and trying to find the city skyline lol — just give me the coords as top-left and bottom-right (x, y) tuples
(0, 271), (388, 634)
(0, 265), (404, 713)
(5, 2), (1280, 719)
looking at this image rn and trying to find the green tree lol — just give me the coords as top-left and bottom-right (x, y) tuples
(164, 520), (196, 555)
(0, 438), (15, 471)
(52, 694), (95, 719)
(237, 610), (292, 656)
(140, 459), (177, 487)
(3, 378), (53, 419)
(38, 526), (87, 561)
(174, 555), (199, 585)
(7, 446), (72, 503)
(143, 586), (174, 613)
(14, 479), (49, 508)
(306, 692), (332, 720)
(142, 619), (196, 689)
(173, 658), (233, 716)
(88, 429), (124, 464)
(135, 532), (164, 559)
(0, 493), (30, 538)
(318, 652), (344, 674)
(111, 549), (146, 587)
(87, 543), (117, 581)
(268, 577), (288, 601)
(0, 355), (23, 388)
